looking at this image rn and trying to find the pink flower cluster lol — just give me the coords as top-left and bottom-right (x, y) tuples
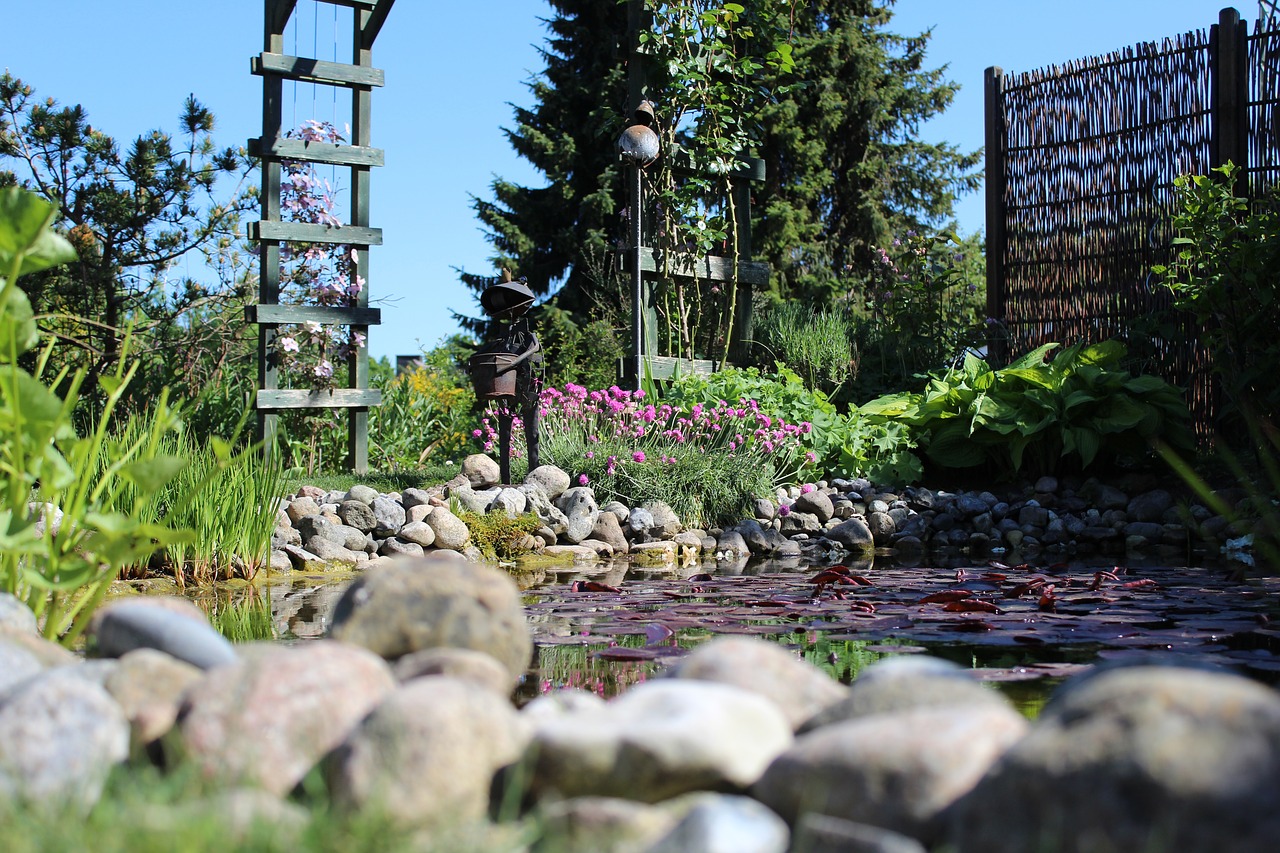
(476, 383), (814, 483)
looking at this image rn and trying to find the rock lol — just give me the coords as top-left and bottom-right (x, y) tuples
(1086, 482), (1129, 511)
(0, 670), (129, 810)
(793, 490), (834, 524)
(281, 543), (327, 572)
(792, 814), (928, 853)
(629, 540), (677, 564)
(89, 598), (236, 671)
(0, 593), (37, 634)
(337, 500), (377, 532)
(0, 638), (42, 694)
(490, 486), (528, 517)
(326, 676), (531, 825)
(521, 689), (608, 725)
(0, 626), (77, 669)
(581, 539), (615, 558)
(425, 507), (470, 551)
(601, 500), (630, 524)
(284, 496), (320, 524)
(396, 520), (436, 548)
(627, 507), (656, 539)
(1127, 489), (1174, 523)
(405, 503), (433, 525)
(391, 647), (516, 695)
(737, 519), (774, 555)
(328, 555), (532, 682)
(344, 484), (379, 505)
(953, 494), (989, 517)
(462, 454), (501, 488)
(526, 680), (792, 803)
(949, 664), (1280, 853)
(866, 511), (896, 545)
(645, 793), (790, 853)
(754, 498), (777, 521)
(370, 495), (406, 534)
(521, 484), (571, 535)
(557, 487), (600, 545)
(103, 648), (203, 746)
(177, 641), (395, 795)
(525, 465), (572, 500)
(754, 704), (1027, 842)
(537, 796), (680, 853)
(1017, 504), (1050, 528)
(1033, 476), (1059, 495)
(589, 511), (630, 555)
(378, 537), (425, 558)
(306, 537), (363, 567)
(803, 656), (1011, 732)
(824, 518), (875, 554)
(668, 636), (845, 730)
(542, 544), (602, 564)
(716, 529), (751, 557)
(400, 487), (433, 510)
(645, 501), (682, 538)
(451, 485), (495, 515)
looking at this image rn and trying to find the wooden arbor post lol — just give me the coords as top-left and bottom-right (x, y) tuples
(249, 0), (395, 474)
(619, 0), (770, 386)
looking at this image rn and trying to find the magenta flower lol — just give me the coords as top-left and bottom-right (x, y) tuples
(578, 474), (589, 486)
(778, 504), (791, 517)
(632, 451), (646, 463)
(800, 483), (815, 494)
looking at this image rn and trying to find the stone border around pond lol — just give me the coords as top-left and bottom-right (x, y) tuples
(269, 453), (1258, 574)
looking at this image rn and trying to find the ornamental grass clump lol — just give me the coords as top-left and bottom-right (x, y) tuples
(477, 384), (813, 527)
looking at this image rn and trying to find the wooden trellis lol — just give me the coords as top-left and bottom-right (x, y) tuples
(249, 0), (395, 473)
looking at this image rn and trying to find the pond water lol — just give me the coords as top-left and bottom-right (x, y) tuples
(193, 551), (1280, 719)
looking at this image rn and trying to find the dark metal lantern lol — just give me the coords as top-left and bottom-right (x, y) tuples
(480, 278), (535, 319)
(617, 100), (660, 166)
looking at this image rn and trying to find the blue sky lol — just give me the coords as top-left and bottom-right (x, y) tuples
(1, 1), (1254, 362)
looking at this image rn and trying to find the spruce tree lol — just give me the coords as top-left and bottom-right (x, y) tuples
(464, 0), (979, 326)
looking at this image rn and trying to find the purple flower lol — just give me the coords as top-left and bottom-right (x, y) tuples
(800, 483), (815, 494)
(278, 336), (299, 353)
(578, 474), (589, 486)
(778, 504), (791, 517)
(632, 451), (646, 463)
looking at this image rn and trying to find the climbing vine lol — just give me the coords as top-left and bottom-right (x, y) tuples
(635, 0), (795, 362)
(272, 120), (366, 389)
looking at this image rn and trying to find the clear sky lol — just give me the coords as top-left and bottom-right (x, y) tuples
(0, 1), (1255, 363)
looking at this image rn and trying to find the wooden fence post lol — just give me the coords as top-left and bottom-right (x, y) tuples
(1211, 7), (1249, 190)
(983, 65), (1007, 366)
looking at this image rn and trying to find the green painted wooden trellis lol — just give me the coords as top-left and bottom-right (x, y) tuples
(619, 0), (770, 385)
(249, 0), (395, 474)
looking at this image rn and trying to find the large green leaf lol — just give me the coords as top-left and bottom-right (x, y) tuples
(0, 187), (77, 277)
(0, 287), (40, 360)
(1078, 339), (1126, 366)
(924, 420), (987, 468)
(1006, 342), (1060, 371)
(119, 454), (188, 494)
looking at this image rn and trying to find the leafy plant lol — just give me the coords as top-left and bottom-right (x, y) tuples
(369, 360), (476, 474)
(0, 187), (196, 644)
(862, 340), (1195, 477)
(202, 589), (276, 643)
(1152, 162), (1280, 425)
(752, 300), (855, 395)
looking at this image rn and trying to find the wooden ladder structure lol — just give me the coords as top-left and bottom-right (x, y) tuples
(249, 0), (395, 473)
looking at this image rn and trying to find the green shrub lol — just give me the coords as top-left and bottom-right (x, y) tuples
(1153, 163), (1280, 425)
(862, 340), (1195, 478)
(0, 187), (196, 644)
(752, 300), (854, 395)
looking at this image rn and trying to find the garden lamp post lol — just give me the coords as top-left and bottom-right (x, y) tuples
(617, 100), (660, 387)
(467, 272), (543, 484)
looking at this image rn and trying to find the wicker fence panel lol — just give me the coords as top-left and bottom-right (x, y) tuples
(988, 12), (1280, 443)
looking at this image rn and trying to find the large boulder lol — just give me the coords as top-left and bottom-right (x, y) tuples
(668, 636), (845, 730)
(425, 506), (470, 551)
(176, 641), (395, 795)
(461, 454), (501, 488)
(824, 517), (875, 553)
(326, 676), (531, 825)
(525, 465), (571, 500)
(88, 597), (236, 670)
(755, 704), (1027, 843)
(103, 648), (203, 746)
(0, 670), (129, 810)
(328, 555), (532, 682)
(556, 487), (600, 545)
(949, 664), (1280, 853)
(525, 679), (792, 803)
(0, 592), (37, 634)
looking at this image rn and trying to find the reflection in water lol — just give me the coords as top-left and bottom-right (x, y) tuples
(186, 551), (1277, 721)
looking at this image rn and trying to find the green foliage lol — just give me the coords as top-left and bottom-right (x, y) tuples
(663, 363), (920, 485)
(92, 414), (282, 585)
(369, 358), (477, 474)
(464, 1), (979, 344)
(0, 73), (257, 415)
(847, 228), (986, 401)
(752, 300), (855, 395)
(457, 510), (540, 561)
(202, 589), (276, 643)
(533, 305), (625, 392)
(1152, 163), (1280, 424)
(862, 341), (1195, 478)
(0, 187), (196, 645)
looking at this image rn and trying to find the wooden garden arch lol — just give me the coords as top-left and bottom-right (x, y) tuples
(249, 0), (395, 473)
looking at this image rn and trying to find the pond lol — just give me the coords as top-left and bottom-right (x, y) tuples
(194, 551), (1280, 719)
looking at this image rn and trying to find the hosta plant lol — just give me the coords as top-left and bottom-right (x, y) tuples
(861, 340), (1194, 477)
